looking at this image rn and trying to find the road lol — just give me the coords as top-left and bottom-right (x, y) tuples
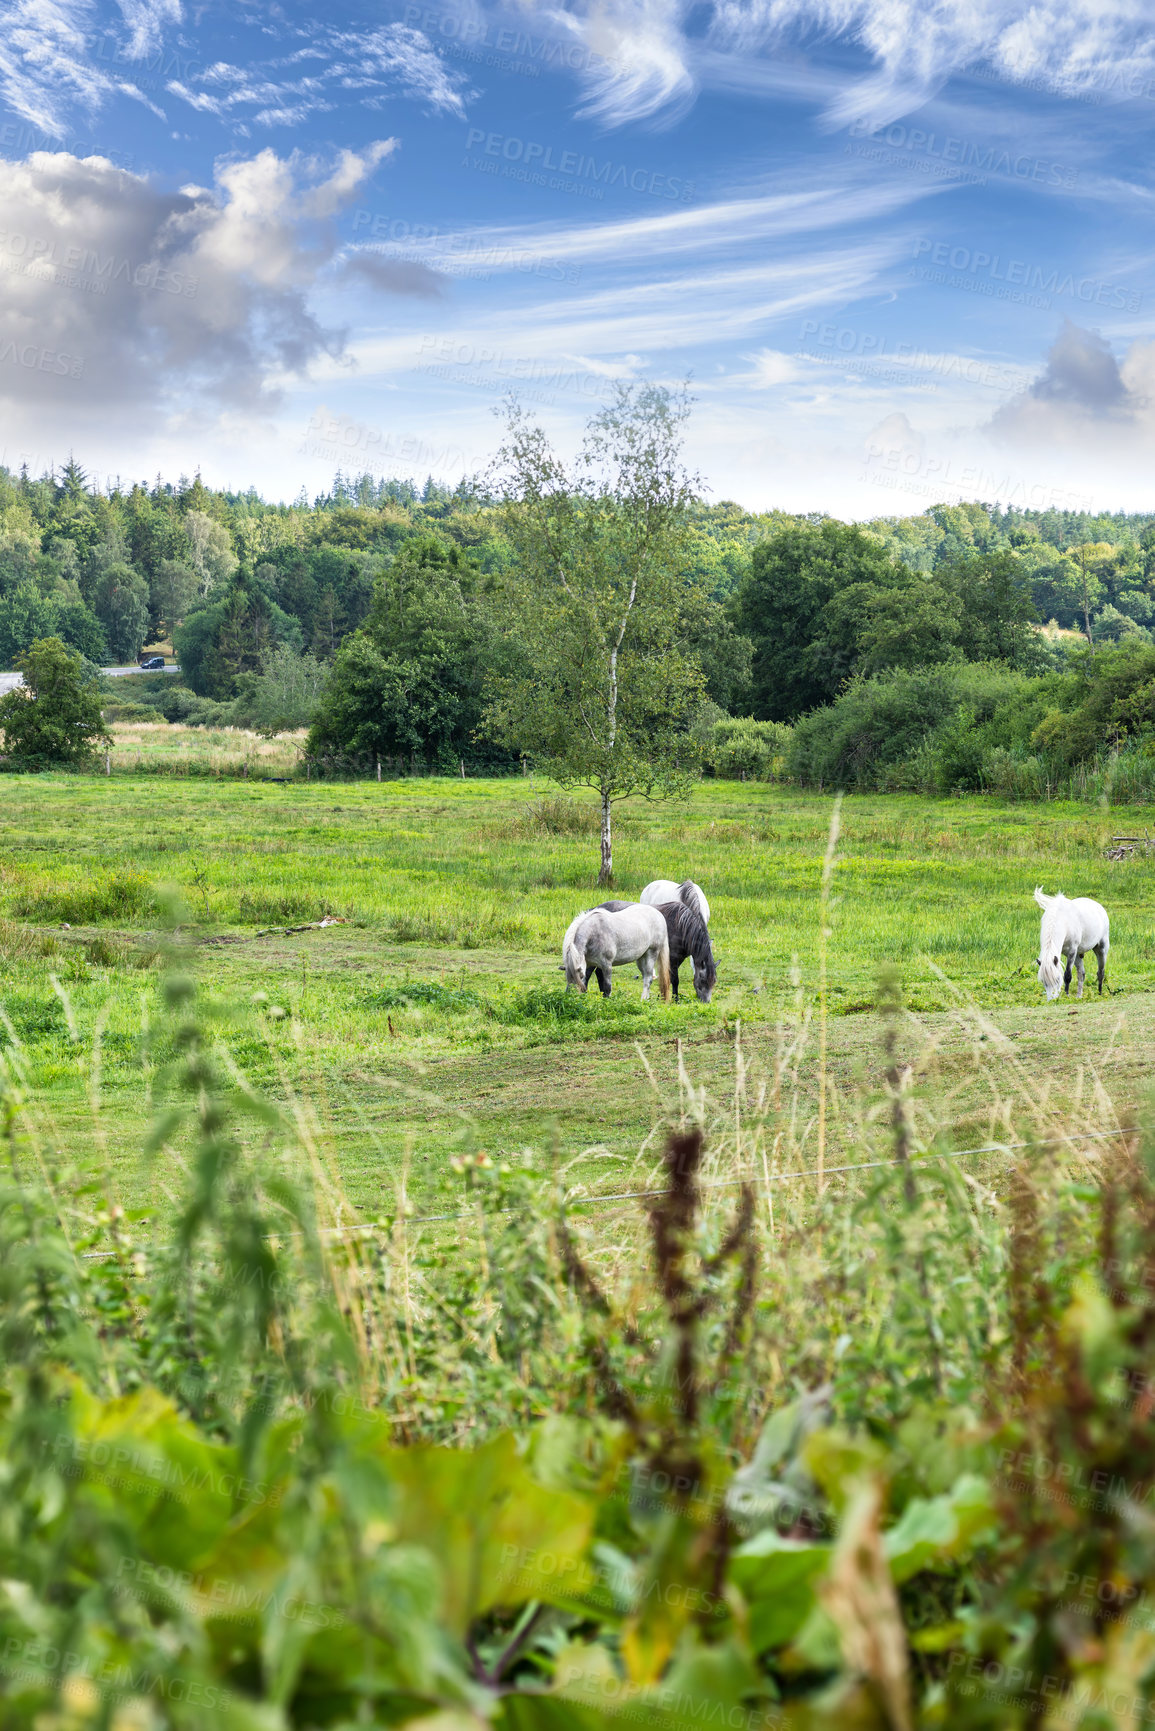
(0, 664), (180, 693)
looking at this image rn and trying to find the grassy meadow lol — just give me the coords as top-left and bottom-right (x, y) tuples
(2, 740), (1154, 1230)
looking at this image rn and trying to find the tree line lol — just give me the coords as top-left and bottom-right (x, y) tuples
(4, 401), (1155, 832)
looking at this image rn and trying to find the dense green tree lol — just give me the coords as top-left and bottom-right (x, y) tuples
(0, 636), (110, 766)
(731, 520), (909, 720)
(821, 578), (963, 677)
(174, 572), (303, 698)
(54, 599), (109, 664)
(1032, 640), (1155, 763)
(92, 563), (150, 662)
(151, 560), (198, 640)
(308, 536), (498, 768)
(184, 509), (237, 596)
(0, 584), (60, 667)
(942, 552), (1044, 668)
(677, 588), (753, 711)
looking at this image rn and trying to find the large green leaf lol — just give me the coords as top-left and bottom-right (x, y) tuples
(729, 1531), (831, 1652)
(883, 1475), (994, 1584)
(382, 1433), (596, 1636)
(68, 1385), (238, 1565)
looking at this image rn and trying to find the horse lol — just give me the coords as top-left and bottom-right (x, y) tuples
(563, 904), (671, 1001)
(600, 899), (716, 1003)
(1035, 886), (1110, 1000)
(641, 879), (710, 925)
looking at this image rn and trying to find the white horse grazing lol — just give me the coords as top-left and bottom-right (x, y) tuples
(1035, 886), (1110, 1000)
(563, 905), (671, 1001)
(641, 879), (710, 925)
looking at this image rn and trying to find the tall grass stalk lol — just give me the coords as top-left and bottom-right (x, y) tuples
(816, 794), (842, 1195)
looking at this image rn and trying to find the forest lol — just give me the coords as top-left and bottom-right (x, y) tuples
(2, 454), (1155, 796)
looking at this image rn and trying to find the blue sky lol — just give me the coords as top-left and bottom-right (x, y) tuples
(1, 0), (1154, 514)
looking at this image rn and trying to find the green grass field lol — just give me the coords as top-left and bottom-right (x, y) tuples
(2, 761), (1153, 1225)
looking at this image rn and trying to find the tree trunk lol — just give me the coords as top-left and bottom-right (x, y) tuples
(598, 789), (613, 884)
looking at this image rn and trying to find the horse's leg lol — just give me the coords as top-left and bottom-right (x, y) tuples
(639, 950), (654, 1000)
(1063, 957), (1073, 995)
(596, 964), (611, 997)
(1097, 944), (1106, 995)
(1075, 953), (1085, 999)
(670, 959), (680, 1002)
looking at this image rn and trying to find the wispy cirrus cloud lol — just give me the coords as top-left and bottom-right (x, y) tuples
(535, 0), (1155, 128)
(0, 0), (181, 134)
(356, 170), (934, 281)
(166, 24), (472, 131)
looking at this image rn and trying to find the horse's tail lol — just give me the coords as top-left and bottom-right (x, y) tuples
(1034, 884), (1054, 912)
(656, 928), (671, 1003)
(564, 920), (587, 990)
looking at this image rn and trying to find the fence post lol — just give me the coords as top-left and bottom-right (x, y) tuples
(376, 757), (381, 782)
(105, 751), (110, 777)
(460, 758), (465, 779)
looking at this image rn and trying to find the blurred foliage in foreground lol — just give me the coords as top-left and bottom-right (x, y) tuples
(3, 944), (1155, 1728)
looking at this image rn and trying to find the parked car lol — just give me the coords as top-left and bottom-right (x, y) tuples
(139, 656), (166, 670)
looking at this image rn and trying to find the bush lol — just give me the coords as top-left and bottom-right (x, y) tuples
(788, 663), (1036, 792)
(700, 716), (791, 780)
(100, 700), (159, 723)
(231, 645), (326, 735)
(0, 637), (111, 769)
(507, 795), (602, 836)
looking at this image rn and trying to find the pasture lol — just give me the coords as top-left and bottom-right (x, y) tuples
(2, 751), (1153, 1226)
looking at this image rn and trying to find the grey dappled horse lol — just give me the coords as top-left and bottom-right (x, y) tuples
(562, 904), (671, 1001)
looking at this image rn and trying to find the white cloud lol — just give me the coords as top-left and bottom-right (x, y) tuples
(0, 0), (117, 134)
(327, 26), (473, 118)
(738, 347), (799, 385)
(370, 172), (931, 282)
(115, 0), (180, 58)
(536, 0), (1155, 127)
(991, 318), (1154, 445)
(168, 26), (473, 131)
(0, 142), (403, 433)
(0, 0), (182, 136)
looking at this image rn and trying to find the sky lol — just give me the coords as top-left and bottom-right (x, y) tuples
(1, 0), (1154, 516)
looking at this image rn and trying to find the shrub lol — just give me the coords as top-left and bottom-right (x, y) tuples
(701, 716), (792, 780)
(789, 663), (1034, 791)
(0, 636), (111, 769)
(231, 645), (326, 736)
(364, 981), (482, 1012)
(507, 795), (602, 836)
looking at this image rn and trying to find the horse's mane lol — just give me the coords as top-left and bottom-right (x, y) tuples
(666, 900), (715, 977)
(677, 879), (704, 915)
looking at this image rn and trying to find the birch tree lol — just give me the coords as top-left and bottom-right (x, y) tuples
(484, 384), (703, 883)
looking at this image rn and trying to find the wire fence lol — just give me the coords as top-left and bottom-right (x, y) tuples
(75, 1125), (1132, 1260)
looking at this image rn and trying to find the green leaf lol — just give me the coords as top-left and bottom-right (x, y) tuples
(382, 1432), (595, 1636)
(729, 1531), (830, 1653)
(884, 1475), (994, 1585)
